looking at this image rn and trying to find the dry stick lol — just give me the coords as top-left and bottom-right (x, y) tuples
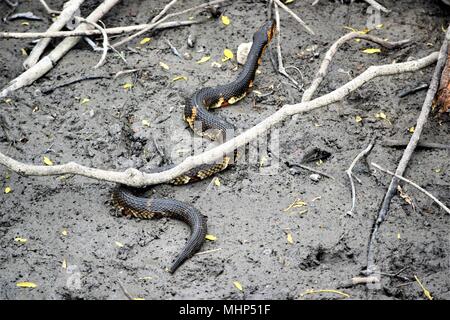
(291, 32), (411, 123)
(302, 32), (411, 103)
(273, 2), (300, 88)
(39, 0), (59, 15)
(366, 28), (449, 275)
(345, 138), (376, 216)
(24, 0), (85, 69)
(382, 139), (450, 150)
(0, 52), (439, 187)
(0, 0), (121, 99)
(371, 162), (450, 214)
(150, 0), (179, 24)
(363, 0), (390, 13)
(273, 0), (315, 35)
(0, 20), (200, 39)
(112, 0), (227, 49)
(76, 17), (109, 69)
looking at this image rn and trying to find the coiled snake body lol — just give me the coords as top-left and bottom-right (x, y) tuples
(112, 20), (275, 273)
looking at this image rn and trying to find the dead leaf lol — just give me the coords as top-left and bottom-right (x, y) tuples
(233, 281), (243, 291)
(17, 282), (37, 288)
(159, 61), (170, 70)
(197, 56), (211, 64)
(43, 156), (53, 166)
(139, 37), (151, 45)
(221, 15), (230, 26)
(123, 83), (133, 90)
(205, 234), (217, 241)
(287, 233), (294, 244)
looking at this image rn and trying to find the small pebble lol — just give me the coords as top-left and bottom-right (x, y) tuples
(309, 173), (321, 182)
(237, 42), (252, 65)
(187, 34), (196, 48)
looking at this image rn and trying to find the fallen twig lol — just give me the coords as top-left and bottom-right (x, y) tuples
(273, 2), (301, 88)
(371, 162), (450, 215)
(0, 0), (121, 98)
(366, 27), (449, 275)
(23, 0), (85, 69)
(288, 163), (335, 180)
(0, 20), (201, 39)
(111, 0), (227, 48)
(40, 75), (112, 94)
(0, 52), (439, 186)
(302, 32), (411, 103)
(363, 0), (391, 14)
(345, 138), (376, 217)
(273, 0), (315, 36)
(382, 138), (450, 150)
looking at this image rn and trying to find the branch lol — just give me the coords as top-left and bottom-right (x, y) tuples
(273, 0), (315, 35)
(371, 163), (450, 215)
(0, 20), (200, 39)
(0, 0), (121, 99)
(302, 32), (411, 103)
(363, 0), (391, 14)
(345, 138), (376, 217)
(366, 27), (449, 274)
(111, 0), (227, 48)
(23, 0), (85, 69)
(0, 52), (439, 187)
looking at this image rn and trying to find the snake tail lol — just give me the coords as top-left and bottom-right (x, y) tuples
(112, 187), (207, 273)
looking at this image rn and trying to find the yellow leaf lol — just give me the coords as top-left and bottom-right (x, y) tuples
(233, 281), (243, 291)
(4, 98), (12, 103)
(197, 56), (211, 64)
(21, 22), (30, 26)
(43, 156), (53, 166)
(139, 37), (151, 45)
(300, 289), (350, 299)
(362, 48), (381, 54)
(224, 49), (233, 59)
(222, 49), (234, 62)
(397, 233), (401, 240)
(355, 115), (363, 123)
(62, 259), (67, 269)
(213, 177), (221, 187)
(433, 168), (442, 173)
(17, 282), (37, 288)
(80, 98), (90, 104)
(115, 241), (124, 248)
(221, 15), (230, 26)
(409, 126), (415, 133)
(159, 61), (170, 70)
(283, 199), (307, 212)
(4, 186), (12, 194)
(205, 234), (217, 241)
(287, 233), (294, 244)
(376, 23), (384, 29)
(414, 275), (433, 300)
(123, 83), (133, 90)
(14, 237), (27, 243)
(172, 75), (187, 82)
(142, 119), (150, 127)
(132, 297), (145, 300)
(61, 229), (68, 236)
(20, 48), (28, 56)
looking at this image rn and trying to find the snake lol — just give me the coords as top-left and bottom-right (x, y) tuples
(111, 20), (276, 273)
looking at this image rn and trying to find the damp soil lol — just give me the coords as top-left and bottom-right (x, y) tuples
(0, 0), (449, 300)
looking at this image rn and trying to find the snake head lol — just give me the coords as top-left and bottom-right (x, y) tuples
(255, 19), (276, 44)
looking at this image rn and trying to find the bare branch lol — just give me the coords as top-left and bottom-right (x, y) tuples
(0, 0), (121, 99)
(0, 52), (439, 187)
(371, 162), (450, 214)
(111, 0), (227, 49)
(24, 0), (85, 69)
(273, 0), (315, 35)
(363, 0), (391, 13)
(366, 27), (449, 274)
(0, 20), (200, 39)
(345, 138), (376, 217)
(302, 32), (411, 103)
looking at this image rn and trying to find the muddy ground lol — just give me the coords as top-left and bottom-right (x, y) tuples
(0, 0), (449, 300)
